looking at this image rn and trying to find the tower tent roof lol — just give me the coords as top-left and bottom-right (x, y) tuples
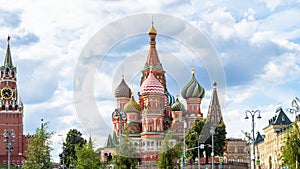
(104, 134), (113, 148)
(207, 82), (223, 125)
(4, 36), (14, 68)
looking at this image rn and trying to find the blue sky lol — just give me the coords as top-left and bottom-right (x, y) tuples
(1, 0), (300, 162)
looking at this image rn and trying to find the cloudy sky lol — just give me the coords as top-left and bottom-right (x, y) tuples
(1, 0), (300, 162)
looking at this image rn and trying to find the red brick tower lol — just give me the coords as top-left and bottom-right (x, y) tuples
(0, 36), (27, 167)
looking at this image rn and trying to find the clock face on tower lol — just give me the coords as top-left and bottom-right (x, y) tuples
(1, 87), (13, 100)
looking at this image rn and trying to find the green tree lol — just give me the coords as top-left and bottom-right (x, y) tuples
(157, 131), (183, 169)
(185, 119), (226, 163)
(113, 131), (139, 169)
(60, 129), (86, 167)
(75, 137), (107, 169)
(23, 122), (54, 169)
(281, 122), (300, 168)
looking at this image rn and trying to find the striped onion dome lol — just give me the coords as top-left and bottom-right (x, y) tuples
(115, 78), (132, 98)
(124, 95), (141, 112)
(140, 72), (164, 95)
(171, 96), (185, 111)
(166, 90), (175, 106)
(181, 69), (205, 99)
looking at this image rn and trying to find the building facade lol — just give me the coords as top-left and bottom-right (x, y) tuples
(225, 138), (249, 163)
(104, 23), (224, 163)
(252, 107), (292, 169)
(0, 37), (29, 167)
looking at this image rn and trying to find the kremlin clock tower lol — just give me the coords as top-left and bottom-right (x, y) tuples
(0, 36), (30, 167)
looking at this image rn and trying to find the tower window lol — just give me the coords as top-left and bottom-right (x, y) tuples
(5, 68), (9, 75)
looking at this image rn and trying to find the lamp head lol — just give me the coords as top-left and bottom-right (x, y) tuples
(245, 114), (249, 119)
(257, 113), (262, 119)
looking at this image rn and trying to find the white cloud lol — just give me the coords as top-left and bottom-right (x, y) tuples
(259, 53), (300, 84)
(259, 0), (283, 11)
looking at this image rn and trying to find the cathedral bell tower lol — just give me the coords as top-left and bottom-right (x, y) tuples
(0, 36), (25, 166)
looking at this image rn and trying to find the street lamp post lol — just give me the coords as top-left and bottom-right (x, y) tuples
(3, 129), (16, 169)
(198, 137), (200, 169)
(245, 110), (261, 169)
(288, 97), (300, 169)
(197, 139), (204, 169)
(210, 127), (215, 169)
(183, 120), (187, 169)
(58, 134), (65, 169)
(113, 109), (127, 143)
(289, 97), (300, 120)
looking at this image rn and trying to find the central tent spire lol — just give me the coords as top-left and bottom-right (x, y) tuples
(145, 21), (162, 71)
(140, 21), (166, 89)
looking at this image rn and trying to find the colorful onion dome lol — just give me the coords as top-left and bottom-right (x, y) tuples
(140, 72), (164, 95)
(166, 90), (175, 106)
(171, 95), (185, 111)
(115, 77), (132, 98)
(124, 95), (141, 112)
(181, 68), (205, 99)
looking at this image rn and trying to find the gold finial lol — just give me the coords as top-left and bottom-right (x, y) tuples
(176, 93), (178, 99)
(121, 65), (124, 79)
(152, 15), (154, 27)
(131, 85), (134, 97)
(148, 16), (157, 34)
(191, 59), (195, 75)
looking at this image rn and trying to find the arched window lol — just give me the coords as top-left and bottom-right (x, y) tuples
(5, 68), (9, 75)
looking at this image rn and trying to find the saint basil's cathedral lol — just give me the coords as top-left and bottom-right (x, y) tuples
(104, 23), (223, 162)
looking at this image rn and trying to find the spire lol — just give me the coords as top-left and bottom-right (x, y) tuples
(4, 35), (13, 68)
(207, 81), (223, 125)
(104, 134), (113, 148)
(145, 21), (163, 71)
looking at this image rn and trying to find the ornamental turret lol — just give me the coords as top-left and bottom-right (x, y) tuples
(124, 94), (142, 134)
(115, 74), (131, 110)
(181, 67), (205, 128)
(140, 70), (166, 134)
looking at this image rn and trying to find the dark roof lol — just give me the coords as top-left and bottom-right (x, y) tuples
(255, 132), (264, 144)
(268, 107), (292, 126)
